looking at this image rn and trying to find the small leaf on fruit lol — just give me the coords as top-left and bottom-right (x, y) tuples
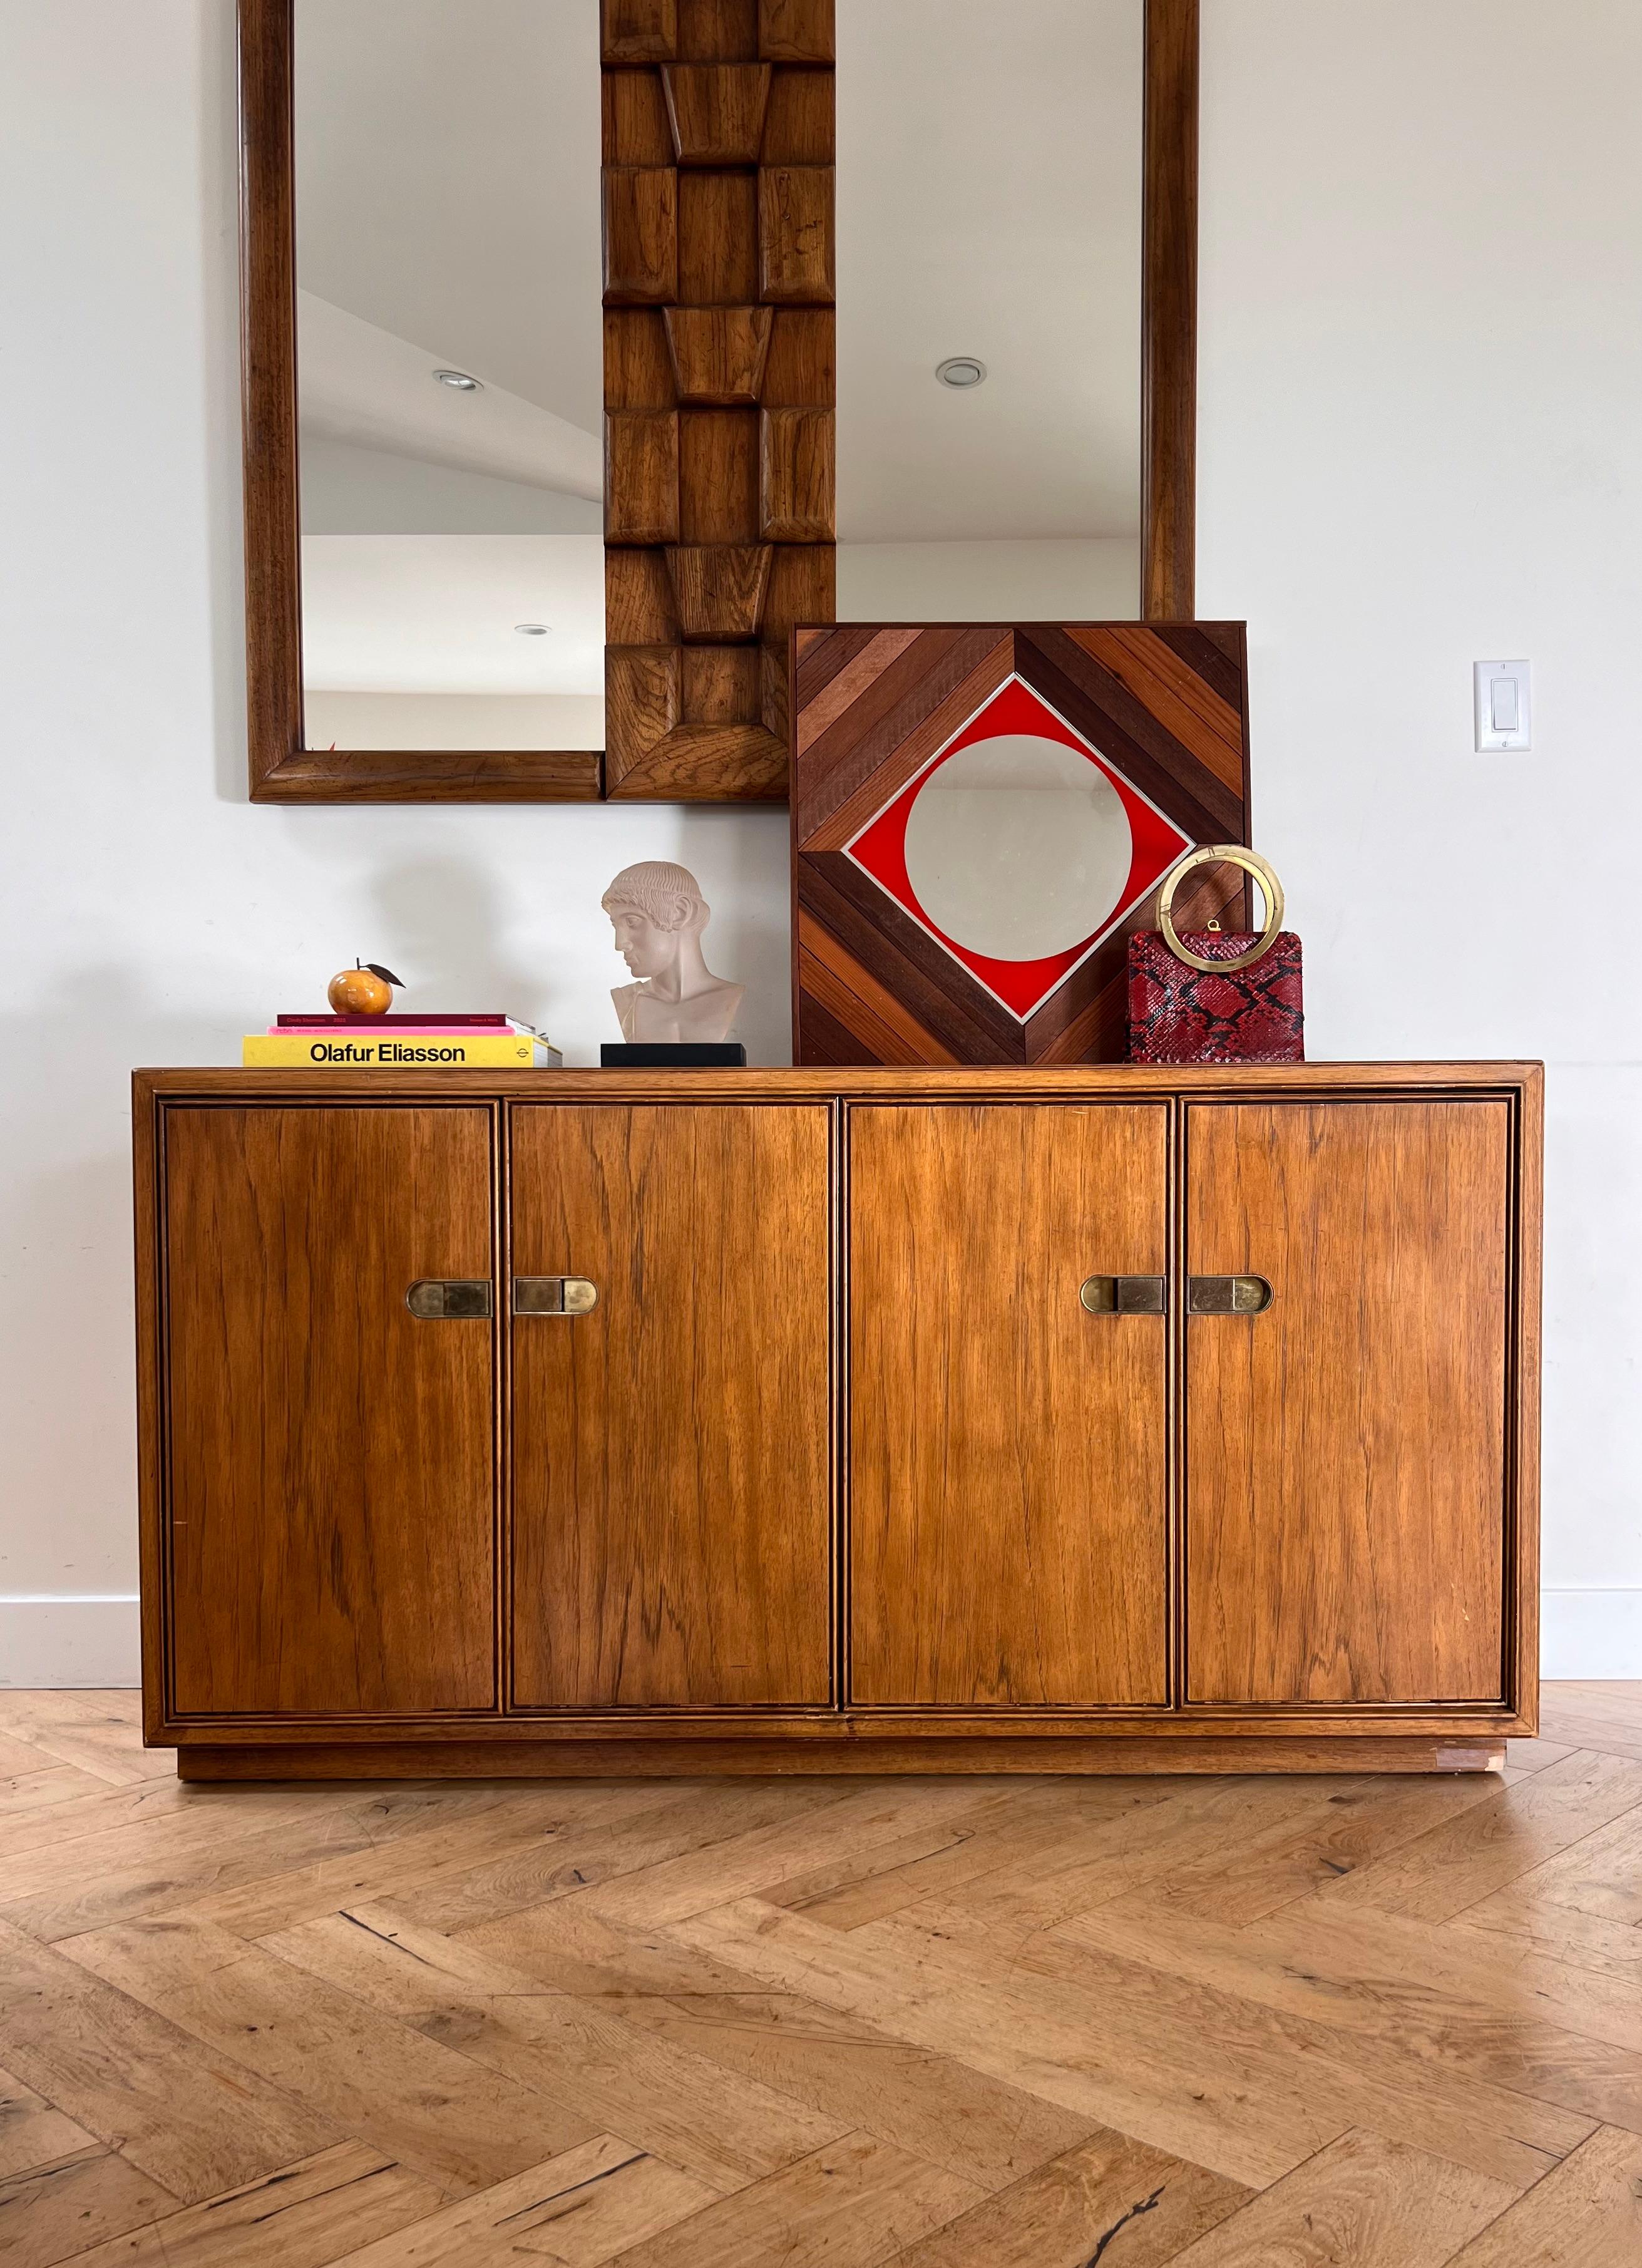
(365, 964), (404, 987)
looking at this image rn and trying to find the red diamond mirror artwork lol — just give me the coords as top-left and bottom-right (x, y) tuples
(792, 624), (1252, 1064)
(843, 676), (1193, 1021)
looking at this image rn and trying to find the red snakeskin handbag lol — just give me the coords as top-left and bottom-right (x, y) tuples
(1128, 845), (1303, 1064)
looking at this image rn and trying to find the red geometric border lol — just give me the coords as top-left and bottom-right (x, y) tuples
(844, 676), (1192, 1019)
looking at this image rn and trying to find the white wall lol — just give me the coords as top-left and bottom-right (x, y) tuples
(1197, 0), (1642, 1673)
(0, 2), (791, 1682)
(3, 0), (1639, 1681)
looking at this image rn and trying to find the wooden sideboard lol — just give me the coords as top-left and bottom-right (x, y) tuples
(133, 1064), (1541, 1779)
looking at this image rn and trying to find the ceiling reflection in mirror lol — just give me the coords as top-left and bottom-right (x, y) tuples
(294, 0), (603, 755)
(836, 0), (1143, 624)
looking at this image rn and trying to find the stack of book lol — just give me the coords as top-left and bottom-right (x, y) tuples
(243, 1014), (563, 1069)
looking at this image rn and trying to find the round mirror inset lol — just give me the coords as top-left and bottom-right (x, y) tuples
(901, 735), (1134, 962)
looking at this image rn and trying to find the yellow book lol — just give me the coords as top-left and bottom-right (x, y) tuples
(242, 1033), (560, 1068)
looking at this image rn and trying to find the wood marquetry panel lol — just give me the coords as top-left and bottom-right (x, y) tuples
(603, 0), (834, 801)
(792, 622), (1251, 1063)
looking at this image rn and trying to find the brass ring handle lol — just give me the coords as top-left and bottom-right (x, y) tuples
(1156, 845), (1285, 974)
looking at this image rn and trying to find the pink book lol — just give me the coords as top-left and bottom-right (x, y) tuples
(275, 1013), (511, 1028)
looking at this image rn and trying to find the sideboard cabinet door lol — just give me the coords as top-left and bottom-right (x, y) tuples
(163, 1106), (498, 1716)
(1185, 1101), (1511, 1705)
(510, 1105), (833, 1708)
(848, 1105), (1170, 1708)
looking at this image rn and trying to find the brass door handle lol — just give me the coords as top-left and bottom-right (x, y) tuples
(1188, 1276), (1273, 1314)
(1080, 1276), (1167, 1314)
(515, 1277), (598, 1316)
(406, 1279), (493, 1319)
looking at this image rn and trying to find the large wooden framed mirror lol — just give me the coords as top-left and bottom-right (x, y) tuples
(239, 0), (1196, 804)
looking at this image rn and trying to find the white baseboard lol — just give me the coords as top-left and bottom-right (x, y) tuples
(0, 1597), (141, 1687)
(3, 1591), (1638, 1690)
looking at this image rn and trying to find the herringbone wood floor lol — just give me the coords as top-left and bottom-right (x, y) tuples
(2, 1692), (1641, 2265)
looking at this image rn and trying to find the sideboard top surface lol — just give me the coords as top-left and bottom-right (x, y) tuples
(134, 1061), (1544, 1105)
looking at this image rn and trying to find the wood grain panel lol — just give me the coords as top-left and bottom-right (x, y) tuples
(849, 1105), (1169, 1706)
(603, 5), (833, 797)
(511, 1104), (831, 1706)
(662, 64), (771, 163)
(664, 305), (772, 401)
(162, 1106), (496, 1717)
(1186, 1101), (1511, 1705)
(602, 167), (680, 302)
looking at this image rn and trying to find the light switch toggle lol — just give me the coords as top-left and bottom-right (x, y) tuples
(1475, 661), (1531, 751)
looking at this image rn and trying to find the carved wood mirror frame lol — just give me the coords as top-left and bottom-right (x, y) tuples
(239, 0), (1199, 805)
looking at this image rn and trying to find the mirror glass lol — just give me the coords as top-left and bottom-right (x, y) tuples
(293, 0), (603, 755)
(836, 0), (1143, 623)
(901, 739), (1133, 962)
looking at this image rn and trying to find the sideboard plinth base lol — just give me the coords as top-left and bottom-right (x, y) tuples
(174, 1735), (1507, 1783)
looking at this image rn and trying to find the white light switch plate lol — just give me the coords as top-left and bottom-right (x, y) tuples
(1475, 659), (1531, 751)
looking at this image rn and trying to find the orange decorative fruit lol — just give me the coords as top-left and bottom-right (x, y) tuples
(327, 961), (402, 1017)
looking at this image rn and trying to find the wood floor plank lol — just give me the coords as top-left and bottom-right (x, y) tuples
(578, 1781), (1022, 1929)
(0, 1765), (108, 1824)
(157, 1785), (677, 1941)
(256, 1911), (847, 2193)
(369, 1781), (839, 1937)
(764, 1781), (1178, 1932)
(1457, 1801), (1642, 1929)
(1159, 2128), (1513, 2267)
(0, 2061), (98, 2179)
(0, 2145), (178, 2268)
(455, 1898), (779, 2001)
(0, 1777), (208, 1865)
(1246, 1898), (1642, 2061)
(1452, 1891), (1642, 1987)
(1309, 1751), (1642, 1923)
(604, 1989), (1097, 2192)
(56, 1914), (267, 2003)
(49, 2142), (444, 2268)
(0, 1925), (336, 2204)
(1136, 1773), (1514, 1925)
(1048, 1907), (1591, 2188)
(868, 1775), (1383, 1964)
(0, 1696), (170, 1788)
(0, 1730), (67, 1779)
(873, 2127), (1248, 2268)
(0, 1782), (528, 1941)
(888, 1899), (1594, 2195)
(1059, 1895), (1642, 2143)
(317, 2136), (726, 2268)
(590, 2131), (982, 2268)
(145, 1945), (599, 2197)
(1506, 1738), (1579, 1776)
(673, 1896), (1346, 2187)
(1439, 2122), (1642, 2265)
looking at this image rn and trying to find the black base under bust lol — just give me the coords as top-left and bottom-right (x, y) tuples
(600, 1043), (747, 1067)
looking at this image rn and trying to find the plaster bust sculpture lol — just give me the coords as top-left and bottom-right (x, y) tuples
(602, 861), (745, 1045)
